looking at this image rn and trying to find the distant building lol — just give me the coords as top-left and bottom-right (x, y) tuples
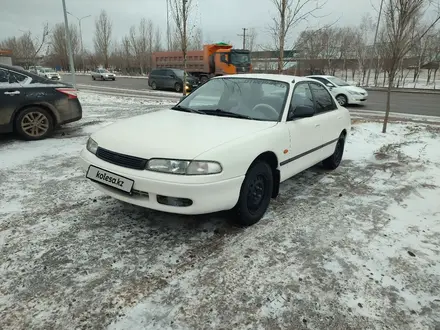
(0, 49), (13, 66)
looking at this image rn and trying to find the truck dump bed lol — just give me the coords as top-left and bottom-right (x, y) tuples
(152, 50), (209, 73)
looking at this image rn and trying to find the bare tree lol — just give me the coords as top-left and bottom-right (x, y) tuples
(268, 0), (325, 73)
(0, 23), (49, 67)
(94, 10), (113, 68)
(170, 0), (193, 95)
(381, 0), (439, 133)
(245, 28), (258, 52)
(189, 27), (203, 50)
(154, 28), (162, 52)
(48, 23), (80, 70)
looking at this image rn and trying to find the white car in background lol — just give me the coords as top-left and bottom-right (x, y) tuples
(80, 74), (351, 226)
(91, 68), (116, 81)
(306, 75), (368, 106)
(30, 67), (61, 80)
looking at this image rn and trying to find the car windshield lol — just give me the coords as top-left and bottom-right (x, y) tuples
(328, 76), (350, 87)
(176, 77), (289, 121)
(173, 70), (193, 78)
(231, 52), (251, 65)
(99, 69), (109, 73)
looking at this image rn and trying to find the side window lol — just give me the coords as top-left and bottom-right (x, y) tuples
(9, 71), (28, 84)
(0, 69), (9, 85)
(220, 53), (229, 64)
(287, 83), (314, 121)
(309, 82), (337, 113)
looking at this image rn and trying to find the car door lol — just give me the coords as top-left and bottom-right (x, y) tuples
(279, 82), (325, 181)
(0, 69), (28, 130)
(308, 82), (342, 160)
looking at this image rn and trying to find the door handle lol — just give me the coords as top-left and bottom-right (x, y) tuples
(315, 124), (320, 127)
(337, 116), (342, 119)
(4, 91), (20, 96)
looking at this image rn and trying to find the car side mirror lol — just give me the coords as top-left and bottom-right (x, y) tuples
(326, 83), (333, 89)
(290, 105), (315, 119)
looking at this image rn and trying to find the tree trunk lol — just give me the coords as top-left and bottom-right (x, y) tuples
(278, 0), (286, 74)
(383, 71), (394, 133)
(433, 68), (438, 89)
(182, 0), (188, 96)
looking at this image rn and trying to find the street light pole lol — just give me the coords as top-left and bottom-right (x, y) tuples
(67, 12), (91, 72)
(61, 0), (76, 88)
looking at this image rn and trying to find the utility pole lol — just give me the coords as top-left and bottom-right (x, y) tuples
(238, 28), (247, 49)
(166, 0), (171, 50)
(61, 0), (76, 88)
(67, 12), (91, 72)
(366, 0), (384, 87)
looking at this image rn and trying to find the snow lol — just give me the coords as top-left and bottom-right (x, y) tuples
(1, 91), (440, 329)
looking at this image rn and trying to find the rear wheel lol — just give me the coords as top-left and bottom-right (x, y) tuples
(232, 161), (273, 227)
(174, 83), (182, 93)
(15, 107), (54, 141)
(151, 81), (157, 90)
(322, 133), (346, 170)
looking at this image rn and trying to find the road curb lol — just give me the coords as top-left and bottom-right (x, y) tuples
(364, 87), (440, 95)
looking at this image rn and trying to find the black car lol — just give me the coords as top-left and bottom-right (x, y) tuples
(148, 68), (199, 93)
(0, 64), (82, 140)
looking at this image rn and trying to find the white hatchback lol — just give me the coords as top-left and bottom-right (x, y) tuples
(306, 75), (368, 106)
(80, 74), (351, 226)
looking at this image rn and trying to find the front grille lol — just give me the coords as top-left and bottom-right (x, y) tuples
(96, 147), (148, 170)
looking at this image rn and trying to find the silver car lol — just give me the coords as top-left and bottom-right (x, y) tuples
(91, 68), (116, 81)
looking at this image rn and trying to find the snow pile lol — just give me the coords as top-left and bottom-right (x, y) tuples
(0, 109), (439, 329)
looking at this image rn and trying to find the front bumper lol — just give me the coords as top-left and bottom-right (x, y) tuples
(79, 148), (244, 215)
(347, 93), (368, 104)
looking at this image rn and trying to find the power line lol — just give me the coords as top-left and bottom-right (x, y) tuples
(237, 28), (247, 49)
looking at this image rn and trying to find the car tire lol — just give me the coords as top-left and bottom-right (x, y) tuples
(112, 78), (116, 81)
(336, 94), (348, 106)
(174, 83), (182, 93)
(15, 107), (54, 141)
(101, 76), (105, 81)
(200, 76), (209, 84)
(92, 76), (96, 80)
(322, 133), (346, 170)
(151, 81), (157, 90)
(232, 161), (274, 227)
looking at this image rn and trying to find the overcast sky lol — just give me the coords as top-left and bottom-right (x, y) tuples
(1, 0), (379, 50)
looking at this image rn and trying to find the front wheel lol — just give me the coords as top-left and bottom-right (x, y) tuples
(232, 161), (273, 227)
(92, 76), (96, 80)
(322, 133), (346, 170)
(336, 94), (348, 106)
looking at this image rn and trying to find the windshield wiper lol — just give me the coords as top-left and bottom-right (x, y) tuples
(202, 109), (252, 120)
(171, 105), (205, 115)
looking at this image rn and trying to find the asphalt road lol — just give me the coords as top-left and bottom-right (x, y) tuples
(61, 74), (440, 117)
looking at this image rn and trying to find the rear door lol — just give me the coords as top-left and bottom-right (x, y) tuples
(308, 82), (342, 159)
(0, 69), (29, 129)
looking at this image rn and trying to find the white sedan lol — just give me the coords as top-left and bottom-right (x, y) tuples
(91, 68), (116, 81)
(306, 75), (368, 106)
(80, 74), (351, 226)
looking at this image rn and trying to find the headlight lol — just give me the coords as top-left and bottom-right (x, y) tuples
(146, 159), (222, 175)
(86, 137), (98, 154)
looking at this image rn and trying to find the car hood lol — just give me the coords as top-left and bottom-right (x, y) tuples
(92, 109), (277, 160)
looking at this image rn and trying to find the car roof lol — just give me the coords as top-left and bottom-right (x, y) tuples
(0, 63), (40, 77)
(306, 75), (333, 78)
(216, 73), (316, 84)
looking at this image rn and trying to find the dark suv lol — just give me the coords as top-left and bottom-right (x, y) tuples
(148, 68), (199, 93)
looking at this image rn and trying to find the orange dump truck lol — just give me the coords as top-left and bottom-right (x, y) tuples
(151, 43), (252, 83)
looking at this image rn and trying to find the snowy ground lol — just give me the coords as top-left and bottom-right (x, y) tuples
(1, 92), (440, 330)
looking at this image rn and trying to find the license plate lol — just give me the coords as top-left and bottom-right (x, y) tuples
(86, 166), (134, 193)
